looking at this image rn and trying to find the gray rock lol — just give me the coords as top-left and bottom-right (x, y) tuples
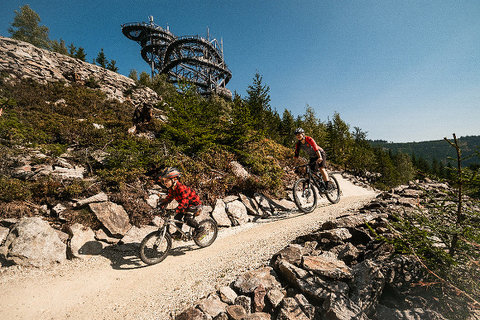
(146, 193), (159, 208)
(223, 195), (239, 203)
(3, 217), (66, 267)
(197, 294), (228, 318)
(350, 260), (385, 314)
(226, 200), (249, 226)
(89, 201), (132, 237)
(233, 267), (281, 294)
(277, 297), (310, 320)
(230, 161), (250, 180)
(320, 228), (352, 241)
(226, 305), (247, 320)
(0, 226), (9, 246)
(75, 192), (108, 207)
(276, 244), (304, 265)
(239, 193), (263, 216)
(266, 288), (285, 309)
(95, 228), (120, 244)
(218, 286), (238, 304)
(68, 223), (103, 258)
(243, 312), (270, 320)
(302, 254), (353, 280)
(212, 199), (231, 227)
(175, 307), (209, 320)
(120, 225), (158, 247)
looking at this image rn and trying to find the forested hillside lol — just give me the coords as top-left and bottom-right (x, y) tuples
(371, 135), (480, 167)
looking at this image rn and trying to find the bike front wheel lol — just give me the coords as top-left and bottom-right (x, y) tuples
(139, 230), (172, 265)
(325, 175), (341, 204)
(293, 178), (318, 213)
(193, 219), (218, 248)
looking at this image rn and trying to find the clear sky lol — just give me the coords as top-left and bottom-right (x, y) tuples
(1, 1), (479, 142)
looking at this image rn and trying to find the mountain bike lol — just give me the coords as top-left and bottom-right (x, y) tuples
(139, 208), (218, 265)
(292, 164), (341, 213)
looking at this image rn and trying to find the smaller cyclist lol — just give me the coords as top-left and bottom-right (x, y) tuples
(293, 128), (331, 189)
(157, 167), (204, 239)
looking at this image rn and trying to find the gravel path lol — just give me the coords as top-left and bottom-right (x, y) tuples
(0, 175), (376, 320)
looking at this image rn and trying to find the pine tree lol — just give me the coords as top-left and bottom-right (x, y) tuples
(245, 72), (271, 132)
(51, 39), (68, 55)
(8, 5), (50, 49)
(74, 47), (86, 61)
(128, 69), (138, 82)
(95, 48), (107, 68)
(106, 60), (118, 72)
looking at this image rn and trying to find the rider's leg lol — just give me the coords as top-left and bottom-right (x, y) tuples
(318, 150), (329, 182)
(184, 213), (199, 229)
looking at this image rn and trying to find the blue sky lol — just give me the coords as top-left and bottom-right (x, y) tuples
(1, 1), (479, 142)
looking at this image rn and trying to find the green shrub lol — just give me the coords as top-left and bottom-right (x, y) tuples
(0, 177), (32, 201)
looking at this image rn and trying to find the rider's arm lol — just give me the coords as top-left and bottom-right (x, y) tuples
(294, 141), (300, 158)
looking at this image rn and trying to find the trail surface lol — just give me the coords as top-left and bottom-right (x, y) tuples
(0, 175), (376, 320)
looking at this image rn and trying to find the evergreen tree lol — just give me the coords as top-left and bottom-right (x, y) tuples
(8, 5), (50, 49)
(138, 72), (151, 87)
(50, 39), (68, 55)
(74, 47), (86, 61)
(279, 109), (296, 146)
(128, 69), (138, 82)
(68, 43), (76, 57)
(95, 48), (107, 68)
(245, 72), (271, 132)
(106, 60), (118, 72)
(326, 112), (353, 170)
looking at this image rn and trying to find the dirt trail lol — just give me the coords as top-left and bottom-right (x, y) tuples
(0, 175), (376, 320)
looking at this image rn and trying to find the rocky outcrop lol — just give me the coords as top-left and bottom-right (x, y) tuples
(1, 217), (66, 267)
(0, 36), (159, 106)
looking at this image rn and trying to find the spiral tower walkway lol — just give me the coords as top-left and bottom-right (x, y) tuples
(122, 17), (232, 99)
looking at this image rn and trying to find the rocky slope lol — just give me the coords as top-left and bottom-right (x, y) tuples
(0, 36), (158, 106)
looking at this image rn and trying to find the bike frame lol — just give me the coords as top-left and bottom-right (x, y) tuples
(158, 213), (193, 241)
(296, 164), (325, 193)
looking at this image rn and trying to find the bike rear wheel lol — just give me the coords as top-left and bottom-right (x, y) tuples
(193, 219), (218, 248)
(325, 175), (341, 204)
(139, 230), (172, 265)
(293, 178), (318, 213)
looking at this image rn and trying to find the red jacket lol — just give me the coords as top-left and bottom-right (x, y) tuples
(294, 136), (323, 158)
(162, 181), (201, 214)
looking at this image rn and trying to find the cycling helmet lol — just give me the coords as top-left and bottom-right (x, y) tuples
(159, 167), (181, 179)
(294, 127), (305, 134)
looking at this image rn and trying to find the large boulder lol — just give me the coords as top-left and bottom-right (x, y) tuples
(2, 217), (66, 267)
(212, 199), (232, 227)
(89, 201), (132, 237)
(68, 223), (103, 258)
(226, 200), (249, 226)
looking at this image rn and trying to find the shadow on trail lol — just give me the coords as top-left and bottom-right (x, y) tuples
(99, 244), (148, 270)
(97, 241), (202, 270)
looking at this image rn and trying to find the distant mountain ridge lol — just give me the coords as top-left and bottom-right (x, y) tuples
(370, 135), (480, 166)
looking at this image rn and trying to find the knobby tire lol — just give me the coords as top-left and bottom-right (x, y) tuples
(293, 178), (318, 213)
(139, 230), (172, 265)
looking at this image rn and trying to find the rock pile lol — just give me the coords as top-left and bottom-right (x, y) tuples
(175, 180), (454, 320)
(0, 36), (159, 106)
